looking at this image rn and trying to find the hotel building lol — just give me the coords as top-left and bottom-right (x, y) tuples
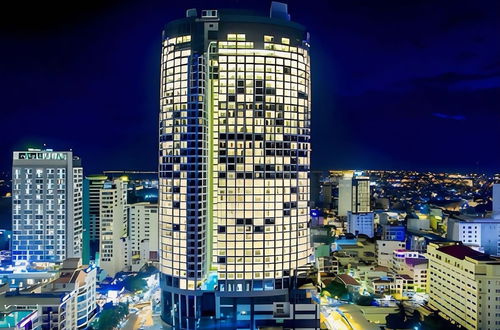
(159, 2), (313, 328)
(12, 149), (83, 264)
(427, 242), (500, 329)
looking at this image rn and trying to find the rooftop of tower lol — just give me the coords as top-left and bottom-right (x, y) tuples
(164, 2), (309, 46)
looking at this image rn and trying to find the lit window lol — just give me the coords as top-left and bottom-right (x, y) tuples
(281, 37), (290, 45)
(227, 34), (237, 41)
(264, 35), (274, 42)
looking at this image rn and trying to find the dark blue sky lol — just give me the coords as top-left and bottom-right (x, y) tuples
(1, 0), (499, 174)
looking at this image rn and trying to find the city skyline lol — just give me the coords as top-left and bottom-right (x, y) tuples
(2, 1), (500, 330)
(1, 0), (499, 175)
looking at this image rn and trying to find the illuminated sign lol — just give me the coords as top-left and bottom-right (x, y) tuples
(16, 152), (67, 161)
(310, 209), (320, 217)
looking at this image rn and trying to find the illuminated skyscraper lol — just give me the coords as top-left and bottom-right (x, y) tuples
(159, 2), (312, 328)
(12, 149), (83, 264)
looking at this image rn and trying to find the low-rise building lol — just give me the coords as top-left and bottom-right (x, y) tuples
(376, 240), (406, 268)
(0, 259), (97, 330)
(447, 216), (500, 256)
(382, 225), (405, 241)
(347, 212), (374, 237)
(336, 274), (361, 294)
(427, 242), (500, 330)
(390, 250), (427, 292)
(316, 256), (339, 274)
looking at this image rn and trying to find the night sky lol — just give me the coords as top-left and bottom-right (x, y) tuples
(1, 0), (499, 175)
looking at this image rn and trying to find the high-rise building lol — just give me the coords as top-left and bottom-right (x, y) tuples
(427, 242), (500, 330)
(83, 174), (108, 262)
(99, 177), (128, 277)
(127, 202), (159, 271)
(310, 170), (323, 208)
(12, 149), (83, 264)
(159, 3), (313, 328)
(338, 172), (370, 217)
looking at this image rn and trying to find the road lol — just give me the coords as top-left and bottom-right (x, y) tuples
(122, 304), (155, 330)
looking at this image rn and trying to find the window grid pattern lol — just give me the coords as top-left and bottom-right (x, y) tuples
(159, 32), (311, 293)
(159, 35), (210, 291)
(212, 34), (310, 291)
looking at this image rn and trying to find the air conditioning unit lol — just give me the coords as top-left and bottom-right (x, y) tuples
(273, 302), (290, 318)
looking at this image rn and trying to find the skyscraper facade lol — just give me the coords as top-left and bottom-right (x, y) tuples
(12, 149), (83, 263)
(159, 3), (311, 328)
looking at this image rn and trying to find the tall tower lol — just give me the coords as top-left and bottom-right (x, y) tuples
(159, 3), (311, 328)
(12, 149), (83, 264)
(83, 174), (108, 263)
(98, 177), (128, 276)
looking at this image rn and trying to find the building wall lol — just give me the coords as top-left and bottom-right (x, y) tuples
(493, 184), (500, 215)
(376, 240), (406, 268)
(347, 212), (374, 237)
(447, 218), (500, 256)
(127, 203), (159, 271)
(382, 225), (405, 241)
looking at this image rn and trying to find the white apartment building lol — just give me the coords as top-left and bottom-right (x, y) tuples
(376, 240), (406, 268)
(447, 216), (500, 256)
(427, 242), (500, 330)
(127, 202), (159, 271)
(12, 149), (83, 264)
(99, 177), (128, 277)
(390, 249), (427, 292)
(347, 212), (374, 237)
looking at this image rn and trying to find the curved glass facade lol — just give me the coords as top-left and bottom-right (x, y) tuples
(159, 7), (311, 328)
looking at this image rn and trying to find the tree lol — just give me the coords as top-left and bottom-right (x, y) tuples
(124, 275), (147, 292)
(321, 281), (348, 300)
(355, 295), (374, 306)
(96, 302), (129, 330)
(385, 303), (421, 330)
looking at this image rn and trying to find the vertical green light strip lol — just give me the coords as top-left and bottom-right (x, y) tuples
(206, 42), (216, 276)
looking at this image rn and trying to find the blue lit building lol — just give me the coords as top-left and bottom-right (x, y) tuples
(11, 149), (83, 264)
(382, 224), (406, 241)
